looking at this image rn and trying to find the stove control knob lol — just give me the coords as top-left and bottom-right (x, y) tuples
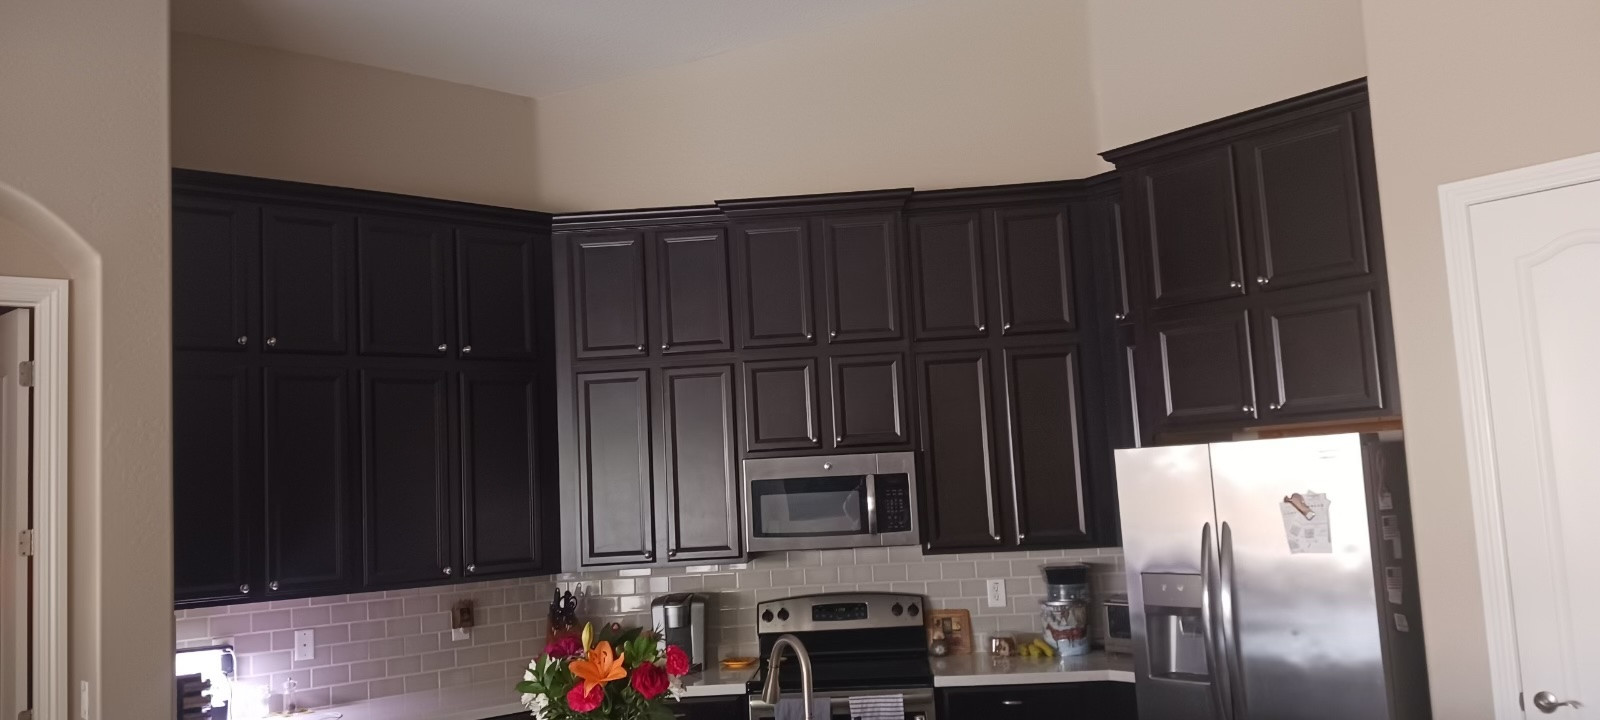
(761, 610), (774, 623)
(908, 603), (920, 617)
(891, 603), (904, 616)
(776, 608), (790, 621)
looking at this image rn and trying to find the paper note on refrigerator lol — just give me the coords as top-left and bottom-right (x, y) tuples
(1281, 491), (1332, 554)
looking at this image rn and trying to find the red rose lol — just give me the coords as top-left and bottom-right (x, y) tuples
(566, 683), (603, 713)
(665, 645), (691, 676)
(630, 661), (669, 699)
(544, 635), (583, 658)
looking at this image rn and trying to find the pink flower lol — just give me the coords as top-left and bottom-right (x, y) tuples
(665, 645), (691, 676)
(566, 682), (603, 713)
(630, 661), (669, 699)
(545, 635), (583, 658)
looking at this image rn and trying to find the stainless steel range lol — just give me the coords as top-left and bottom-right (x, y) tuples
(746, 592), (934, 720)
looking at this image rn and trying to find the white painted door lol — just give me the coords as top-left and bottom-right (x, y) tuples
(1469, 178), (1600, 716)
(0, 309), (27, 719)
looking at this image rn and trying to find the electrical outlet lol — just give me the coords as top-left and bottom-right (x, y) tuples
(293, 629), (315, 661)
(986, 579), (1007, 608)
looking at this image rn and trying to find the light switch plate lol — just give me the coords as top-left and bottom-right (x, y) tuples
(293, 629), (315, 661)
(986, 579), (1007, 608)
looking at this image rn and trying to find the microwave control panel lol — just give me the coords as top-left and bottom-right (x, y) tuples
(875, 473), (912, 533)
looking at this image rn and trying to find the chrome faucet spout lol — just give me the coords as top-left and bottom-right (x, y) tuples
(760, 634), (815, 720)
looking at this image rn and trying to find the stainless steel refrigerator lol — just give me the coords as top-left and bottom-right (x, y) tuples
(1115, 433), (1430, 720)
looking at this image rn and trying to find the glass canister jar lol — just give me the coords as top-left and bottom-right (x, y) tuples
(1040, 564), (1092, 656)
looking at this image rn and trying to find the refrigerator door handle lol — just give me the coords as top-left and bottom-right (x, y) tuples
(1220, 522), (1247, 720)
(1201, 523), (1233, 720)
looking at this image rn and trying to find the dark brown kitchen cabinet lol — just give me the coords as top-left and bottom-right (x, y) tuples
(260, 205), (352, 354)
(456, 227), (539, 360)
(741, 357), (822, 452)
(907, 211), (987, 340)
(994, 203), (1076, 336)
(360, 370), (453, 586)
(1136, 148), (1245, 309)
(916, 350), (1004, 551)
(1255, 287), (1384, 420)
(732, 218), (815, 348)
(939, 682), (1136, 720)
(460, 369), (545, 577)
(357, 218), (451, 357)
(570, 232), (648, 360)
(263, 365), (355, 596)
(1143, 308), (1257, 431)
(658, 365), (741, 561)
(1001, 345), (1092, 547)
(173, 356), (258, 604)
(173, 197), (257, 352)
(656, 227), (732, 355)
(821, 212), (902, 344)
(829, 353), (908, 448)
(575, 370), (657, 566)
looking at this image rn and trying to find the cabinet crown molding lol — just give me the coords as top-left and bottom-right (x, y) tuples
(716, 187), (913, 218)
(1100, 78), (1368, 166)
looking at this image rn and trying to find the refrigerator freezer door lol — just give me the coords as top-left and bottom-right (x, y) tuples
(1209, 434), (1390, 720)
(1116, 444), (1222, 720)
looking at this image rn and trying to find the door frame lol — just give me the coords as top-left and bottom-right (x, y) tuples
(1439, 149), (1600, 718)
(0, 276), (67, 720)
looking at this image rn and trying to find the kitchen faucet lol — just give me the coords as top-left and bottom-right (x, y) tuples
(759, 633), (815, 720)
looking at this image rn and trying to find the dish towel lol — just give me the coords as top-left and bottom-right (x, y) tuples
(848, 694), (905, 720)
(775, 697), (832, 720)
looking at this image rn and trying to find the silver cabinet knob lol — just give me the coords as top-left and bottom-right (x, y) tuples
(822, 462), (833, 470)
(1242, 405), (1255, 414)
(1000, 700), (1023, 707)
(437, 343), (447, 352)
(1268, 402), (1281, 411)
(977, 324), (986, 332)
(829, 330), (837, 339)
(239, 583), (250, 594)
(268, 580), (279, 591)
(466, 564), (475, 574)
(1533, 691), (1584, 713)
(1229, 280), (1243, 289)
(236, 336), (248, 346)
(1002, 322), (1013, 331)
(661, 343), (669, 351)
(443, 566), (452, 576)
(461, 345), (473, 354)
(1256, 275), (1270, 286)
(643, 550), (655, 561)
(265, 337), (277, 348)
(1114, 312), (1127, 321)
(804, 332), (814, 341)
(635, 344), (645, 352)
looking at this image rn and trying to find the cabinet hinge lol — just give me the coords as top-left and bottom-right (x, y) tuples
(16, 529), (34, 557)
(16, 361), (33, 388)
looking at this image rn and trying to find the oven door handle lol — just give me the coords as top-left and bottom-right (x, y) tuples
(865, 473), (879, 536)
(747, 687), (935, 713)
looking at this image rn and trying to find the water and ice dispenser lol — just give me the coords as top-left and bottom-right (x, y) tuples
(1141, 573), (1209, 681)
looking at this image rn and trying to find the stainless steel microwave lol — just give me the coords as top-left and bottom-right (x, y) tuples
(742, 452), (919, 552)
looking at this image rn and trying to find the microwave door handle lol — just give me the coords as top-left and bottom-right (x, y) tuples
(865, 474), (878, 536)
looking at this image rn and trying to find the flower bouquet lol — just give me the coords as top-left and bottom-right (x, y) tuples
(518, 623), (692, 720)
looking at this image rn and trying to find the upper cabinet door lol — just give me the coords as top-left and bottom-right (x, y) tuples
(173, 356), (259, 604)
(1237, 113), (1371, 291)
(1143, 309), (1258, 432)
(570, 232), (648, 360)
(916, 350), (1004, 551)
(263, 366), (354, 596)
(1000, 346), (1091, 547)
(356, 217), (451, 357)
(741, 357), (822, 453)
(261, 205), (352, 354)
(359, 370), (453, 587)
(460, 369), (544, 577)
(1139, 149), (1246, 309)
(828, 353), (909, 449)
(1255, 288), (1384, 420)
(658, 366), (741, 562)
(907, 212), (988, 340)
(457, 227), (538, 360)
(821, 212), (902, 344)
(173, 197), (258, 352)
(656, 227), (732, 355)
(993, 204), (1076, 336)
(575, 370), (657, 566)
(732, 219), (815, 348)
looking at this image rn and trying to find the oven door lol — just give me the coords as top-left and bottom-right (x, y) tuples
(747, 688), (935, 720)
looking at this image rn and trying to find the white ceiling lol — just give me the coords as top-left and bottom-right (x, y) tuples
(172, 0), (929, 98)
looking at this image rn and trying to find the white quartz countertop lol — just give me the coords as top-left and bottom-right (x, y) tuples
(931, 651), (1135, 687)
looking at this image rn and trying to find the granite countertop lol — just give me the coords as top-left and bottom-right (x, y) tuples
(931, 651), (1135, 687)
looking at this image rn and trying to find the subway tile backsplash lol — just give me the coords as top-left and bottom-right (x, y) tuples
(176, 546), (1123, 709)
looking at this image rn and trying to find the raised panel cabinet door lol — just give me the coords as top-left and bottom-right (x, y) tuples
(461, 369), (544, 577)
(1237, 112), (1371, 291)
(993, 204), (1076, 335)
(172, 197), (258, 352)
(260, 205), (352, 354)
(656, 227), (732, 355)
(457, 227), (538, 360)
(569, 232), (648, 359)
(359, 370), (453, 586)
(1144, 309), (1258, 430)
(357, 217), (451, 357)
(822, 212), (902, 343)
(263, 366), (353, 595)
(907, 211), (988, 340)
(1000, 346), (1091, 547)
(1256, 288), (1384, 419)
(173, 356), (259, 604)
(828, 353), (909, 448)
(732, 218), (815, 348)
(576, 370), (656, 565)
(1140, 148), (1246, 308)
(915, 351), (1004, 551)
(659, 366), (741, 561)
(741, 358), (822, 453)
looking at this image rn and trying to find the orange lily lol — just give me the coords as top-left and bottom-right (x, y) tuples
(569, 641), (627, 694)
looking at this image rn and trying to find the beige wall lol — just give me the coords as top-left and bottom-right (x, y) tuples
(531, 0), (1102, 212)
(1085, 0), (1368, 152)
(1359, 1), (1600, 716)
(0, 1), (171, 718)
(172, 33), (540, 210)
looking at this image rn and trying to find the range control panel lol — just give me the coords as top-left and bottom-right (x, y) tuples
(757, 592), (926, 634)
(875, 473), (913, 533)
